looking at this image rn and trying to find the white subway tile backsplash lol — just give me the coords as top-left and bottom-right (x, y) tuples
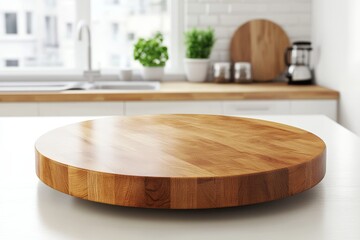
(298, 14), (311, 25)
(213, 39), (230, 51)
(199, 15), (219, 25)
(264, 14), (303, 25)
(210, 51), (220, 61)
(219, 51), (230, 61)
(219, 15), (247, 26)
(186, 3), (207, 14)
(208, 3), (230, 14)
(199, 0), (219, 3)
(284, 25), (311, 38)
(186, 16), (199, 27)
(266, 3), (311, 13)
(230, 3), (268, 13)
(214, 27), (232, 38)
(185, 0), (311, 62)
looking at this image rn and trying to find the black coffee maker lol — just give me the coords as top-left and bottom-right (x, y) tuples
(285, 41), (313, 85)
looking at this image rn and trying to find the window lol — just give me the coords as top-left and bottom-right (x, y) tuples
(66, 23), (73, 39)
(111, 23), (119, 41)
(0, 0), (76, 69)
(110, 54), (120, 66)
(5, 59), (19, 67)
(91, 0), (171, 68)
(26, 12), (33, 35)
(45, 0), (57, 7)
(45, 16), (59, 47)
(0, 0), (182, 75)
(5, 13), (17, 34)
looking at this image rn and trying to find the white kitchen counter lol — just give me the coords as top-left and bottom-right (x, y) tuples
(0, 115), (359, 240)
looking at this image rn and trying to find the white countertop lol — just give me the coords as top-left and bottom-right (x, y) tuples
(0, 115), (359, 240)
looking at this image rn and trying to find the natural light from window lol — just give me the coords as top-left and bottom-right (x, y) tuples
(91, 0), (171, 69)
(0, 0), (173, 71)
(0, 0), (76, 68)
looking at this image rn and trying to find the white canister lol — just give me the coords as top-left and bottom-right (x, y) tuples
(119, 69), (133, 81)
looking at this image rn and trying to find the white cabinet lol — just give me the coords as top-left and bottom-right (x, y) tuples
(223, 100), (291, 115)
(290, 100), (337, 121)
(125, 101), (222, 115)
(0, 99), (338, 120)
(38, 102), (125, 116)
(222, 100), (337, 121)
(0, 103), (38, 116)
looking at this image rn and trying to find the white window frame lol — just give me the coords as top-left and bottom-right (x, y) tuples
(0, 0), (185, 81)
(25, 11), (33, 35)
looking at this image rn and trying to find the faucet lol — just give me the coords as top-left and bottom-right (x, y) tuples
(77, 20), (100, 83)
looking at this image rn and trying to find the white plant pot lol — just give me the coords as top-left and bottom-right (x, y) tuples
(184, 58), (210, 82)
(141, 67), (165, 81)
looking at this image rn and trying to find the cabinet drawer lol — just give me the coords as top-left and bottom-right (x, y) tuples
(0, 103), (38, 116)
(38, 102), (125, 116)
(291, 100), (337, 121)
(125, 101), (222, 115)
(223, 100), (291, 115)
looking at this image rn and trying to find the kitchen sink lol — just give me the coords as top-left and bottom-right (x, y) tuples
(0, 81), (160, 92)
(0, 82), (77, 92)
(87, 81), (160, 91)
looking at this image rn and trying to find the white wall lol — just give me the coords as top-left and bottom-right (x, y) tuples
(185, 0), (312, 62)
(312, 0), (360, 135)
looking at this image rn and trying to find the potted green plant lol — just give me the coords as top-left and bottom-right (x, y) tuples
(184, 28), (216, 82)
(134, 32), (169, 80)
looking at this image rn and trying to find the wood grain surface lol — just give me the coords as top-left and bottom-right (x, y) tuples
(230, 19), (290, 82)
(35, 114), (326, 209)
(0, 82), (339, 102)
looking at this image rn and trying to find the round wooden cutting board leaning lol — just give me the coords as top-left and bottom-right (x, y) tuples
(35, 114), (326, 209)
(230, 19), (290, 82)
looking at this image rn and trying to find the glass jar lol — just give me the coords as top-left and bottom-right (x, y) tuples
(234, 62), (252, 83)
(212, 62), (232, 83)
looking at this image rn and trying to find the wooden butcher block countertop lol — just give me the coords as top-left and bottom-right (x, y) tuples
(0, 82), (339, 102)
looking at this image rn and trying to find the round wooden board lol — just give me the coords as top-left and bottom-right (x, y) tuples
(35, 115), (326, 209)
(230, 19), (290, 82)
